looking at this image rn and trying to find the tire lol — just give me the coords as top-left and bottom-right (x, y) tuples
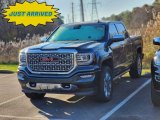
(151, 82), (160, 106)
(25, 93), (46, 99)
(96, 66), (113, 102)
(129, 53), (142, 78)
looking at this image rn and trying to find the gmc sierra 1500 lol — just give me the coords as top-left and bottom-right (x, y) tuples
(17, 21), (143, 102)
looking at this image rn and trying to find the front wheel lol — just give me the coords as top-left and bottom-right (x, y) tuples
(96, 66), (113, 102)
(151, 82), (160, 106)
(25, 93), (46, 100)
(129, 53), (142, 78)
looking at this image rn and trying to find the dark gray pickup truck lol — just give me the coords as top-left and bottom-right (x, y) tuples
(17, 21), (143, 102)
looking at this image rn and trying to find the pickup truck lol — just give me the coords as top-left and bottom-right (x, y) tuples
(17, 21), (143, 102)
(151, 37), (160, 106)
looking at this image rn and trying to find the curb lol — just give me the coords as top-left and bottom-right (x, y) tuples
(142, 73), (151, 78)
(0, 70), (15, 74)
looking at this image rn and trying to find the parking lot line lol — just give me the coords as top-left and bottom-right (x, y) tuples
(0, 115), (44, 120)
(99, 79), (151, 120)
(0, 95), (24, 106)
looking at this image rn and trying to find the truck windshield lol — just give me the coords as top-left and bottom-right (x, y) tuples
(48, 24), (105, 41)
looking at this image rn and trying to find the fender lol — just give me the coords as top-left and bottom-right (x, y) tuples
(99, 47), (113, 69)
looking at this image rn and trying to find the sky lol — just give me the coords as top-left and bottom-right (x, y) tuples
(40, 0), (154, 23)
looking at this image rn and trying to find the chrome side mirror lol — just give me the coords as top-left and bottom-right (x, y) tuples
(111, 34), (125, 42)
(153, 37), (160, 45)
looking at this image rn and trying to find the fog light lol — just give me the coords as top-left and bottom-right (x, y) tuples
(80, 75), (94, 79)
(61, 83), (71, 89)
(29, 82), (36, 87)
(155, 75), (160, 82)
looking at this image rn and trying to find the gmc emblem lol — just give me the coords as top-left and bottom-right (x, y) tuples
(40, 57), (59, 62)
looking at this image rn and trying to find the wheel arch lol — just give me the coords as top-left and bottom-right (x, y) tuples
(136, 46), (144, 59)
(101, 57), (113, 70)
(137, 47), (142, 54)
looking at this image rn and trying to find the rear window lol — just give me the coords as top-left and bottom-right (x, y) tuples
(115, 24), (126, 35)
(109, 24), (118, 39)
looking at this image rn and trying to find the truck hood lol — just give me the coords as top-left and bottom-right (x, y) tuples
(22, 41), (102, 52)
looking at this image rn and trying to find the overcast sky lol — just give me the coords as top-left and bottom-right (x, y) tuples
(40, 0), (154, 23)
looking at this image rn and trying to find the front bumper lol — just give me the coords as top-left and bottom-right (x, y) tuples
(151, 62), (160, 91)
(17, 65), (100, 96)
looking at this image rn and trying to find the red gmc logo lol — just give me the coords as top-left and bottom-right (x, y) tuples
(40, 57), (59, 62)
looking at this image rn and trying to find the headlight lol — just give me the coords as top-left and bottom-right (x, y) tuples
(76, 53), (95, 65)
(19, 52), (27, 66)
(154, 56), (160, 66)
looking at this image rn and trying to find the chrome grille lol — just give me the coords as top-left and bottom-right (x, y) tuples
(27, 53), (74, 73)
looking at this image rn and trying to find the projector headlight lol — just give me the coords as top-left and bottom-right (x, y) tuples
(154, 56), (160, 66)
(76, 53), (95, 65)
(19, 52), (27, 66)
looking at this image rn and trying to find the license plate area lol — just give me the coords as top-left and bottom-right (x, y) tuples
(26, 83), (72, 91)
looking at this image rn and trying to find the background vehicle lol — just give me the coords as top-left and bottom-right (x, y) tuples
(17, 21), (143, 102)
(151, 37), (160, 106)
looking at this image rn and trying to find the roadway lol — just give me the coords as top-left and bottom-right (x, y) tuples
(0, 73), (159, 120)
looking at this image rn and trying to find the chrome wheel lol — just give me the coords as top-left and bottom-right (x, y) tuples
(104, 72), (112, 97)
(96, 66), (113, 102)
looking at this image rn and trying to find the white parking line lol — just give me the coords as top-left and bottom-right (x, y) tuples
(99, 79), (151, 120)
(0, 95), (24, 106)
(0, 115), (45, 120)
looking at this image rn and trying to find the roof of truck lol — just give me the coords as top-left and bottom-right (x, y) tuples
(62, 21), (124, 26)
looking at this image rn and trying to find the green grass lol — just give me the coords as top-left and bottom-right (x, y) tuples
(0, 64), (18, 72)
(142, 69), (151, 75)
(123, 69), (150, 77)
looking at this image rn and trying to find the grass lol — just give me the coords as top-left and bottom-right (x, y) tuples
(142, 69), (151, 75)
(123, 69), (150, 77)
(0, 64), (18, 72)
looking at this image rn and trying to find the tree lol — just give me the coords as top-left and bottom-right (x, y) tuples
(154, 0), (160, 6)
(101, 2), (160, 29)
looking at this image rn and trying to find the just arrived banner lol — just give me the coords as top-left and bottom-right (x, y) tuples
(2, 0), (60, 26)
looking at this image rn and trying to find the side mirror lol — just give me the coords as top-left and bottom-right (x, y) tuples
(153, 37), (160, 45)
(40, 36), (48, 43)
(111, 34), (125, 42)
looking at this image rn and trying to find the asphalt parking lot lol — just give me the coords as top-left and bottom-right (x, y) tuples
(0, 73), (159, 120)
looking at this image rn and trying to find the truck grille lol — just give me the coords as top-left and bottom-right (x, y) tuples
(27, 53), (74, 73)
